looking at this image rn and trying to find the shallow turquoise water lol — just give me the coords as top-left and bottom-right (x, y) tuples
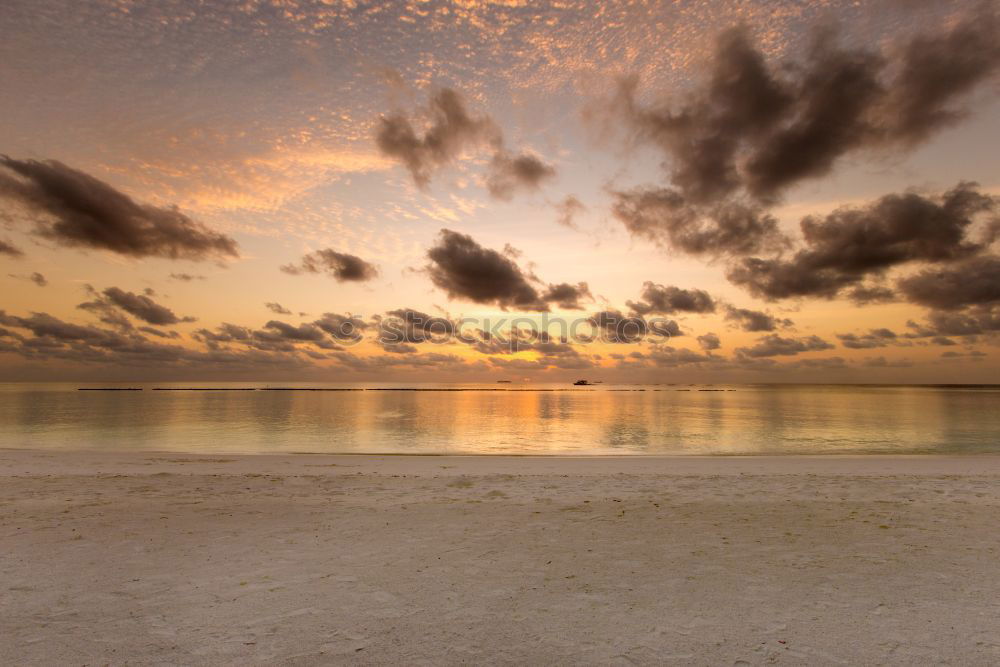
(1, 383), (999, 455)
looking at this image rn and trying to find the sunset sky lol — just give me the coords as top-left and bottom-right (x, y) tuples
(1, 0), (999, 382)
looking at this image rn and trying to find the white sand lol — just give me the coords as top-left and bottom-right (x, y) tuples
(2, 451), (999, 665)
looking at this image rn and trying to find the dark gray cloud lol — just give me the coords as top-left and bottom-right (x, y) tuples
(697, 332), (721, 351)
(0, 239), (23, 257)
(8, 272), (47, 287)
(466, 327), (537, 355)
(77, 292), (133, 331)
(613, 9), (1000, 206)
(139, 326), (180, 339)
(0, 309), (321, 372)
(334, 350), (474, 373)
(426, 229), (549, 311)
(931, 335), (959, 346)
(314, 312), (368, 343)
(195, 317), (344, 353)
(90, 286), (196, 326)
(611, 189), (784, 257)
(846, 285), (897, 305)
(787, 356), (849, 370)
(925, 306), (1000, 336)
(255, 320), (338, 350)
(281, 248), (378, 282)
(375, 88), (556, 199)
(265, 302), (292, 315)
(897, 255), (1000, 310)
(734, 333), (834, 358)
(530, 338), (595, 370)
(192, 323), (252, 347)
(940, 350), (987, 360)
(0, 157), (239, 261)
(727, 183), (996, 300)
(723, 305), (792, 332)
(378, 308), (455, 347)
(620, 345), (716, 368)
(863, 356), (914, 369)
(836, 328), (898, 349)
(464, 329), (590, 360)
(1, 309), (125, 345)
(169, 273), (205, 282)
(588, 310), (680, 344)
(375, 88), (500, 189)
(540, 282), (592, 310)
(486, 151), (556, 200)
(555, 196), (586, 230)
(627, 281), (715, 315)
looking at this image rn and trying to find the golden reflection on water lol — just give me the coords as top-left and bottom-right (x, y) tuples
(0, 383), (998, 455)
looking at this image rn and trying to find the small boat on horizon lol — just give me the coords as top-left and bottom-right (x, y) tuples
(573, 379), (591, 386)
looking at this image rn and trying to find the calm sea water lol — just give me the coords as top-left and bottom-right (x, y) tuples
(1, 382), (999, 455)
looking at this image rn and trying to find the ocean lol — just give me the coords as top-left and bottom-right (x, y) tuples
(1, 382), (999, 455)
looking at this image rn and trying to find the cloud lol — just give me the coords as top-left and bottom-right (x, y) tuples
(627, 281), (715, 315)
(940, 350), (987, 360)
(375, 88), (500, 189)
(0, 239), (23, 257)
(622, 345), (716, 368)
(727, 183), (996, 300)
(612, 9), (1000, 206)
(377, 308), (455, 347)
(697, 332), (721, 351)
(375, 88), (556, 198)
(82, 286), (196, 326)
(314, 312), (368, 343)
(333, 350), (474, 373)
(531, 338), (595, 370)
(734, 334), (834, 358)
(138, 326), (180, 339)
(555, 196), (586, 230)
(540, 282), (592, 310)
(863, 356), (914, 369)
(169, 273), (205, 282)
(0, 157), (239, 261)
(485, 151), (556, 200)
(425, 232), (588, 311)
(0, 310), (122, 345)
(266, 302), (292, 315)
(611, 189), (785, 257)
(8, 272), (47, 287)
(281, 248), (378, 282)
(192, 323), (252, 347)
(194, 317), (346, 353)
(846, 285), (897, 305)
(924, 306), (1000, 336)
(588, 310), (680, 344)
(256, 320), (336, 349)
(425, 229), (548, 310)
(897, 255), (1000, 310)
(836, 328), (898, 349)
(0, 309), (320, 372)
(901, 312), (998, 340)
(723, 305), (792, 332)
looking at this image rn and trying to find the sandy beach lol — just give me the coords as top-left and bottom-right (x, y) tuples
(2, 451), (999, 665)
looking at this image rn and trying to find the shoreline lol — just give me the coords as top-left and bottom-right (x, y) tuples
(4, 448), (1000, 475)
(3, 449), (999, 664)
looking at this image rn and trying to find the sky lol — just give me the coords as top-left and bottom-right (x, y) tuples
(1, 0), (999, 383)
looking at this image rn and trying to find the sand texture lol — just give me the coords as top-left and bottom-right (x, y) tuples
(2, 451), (999, 665)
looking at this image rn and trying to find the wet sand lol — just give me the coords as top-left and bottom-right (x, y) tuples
(2, 451), (999, 665)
